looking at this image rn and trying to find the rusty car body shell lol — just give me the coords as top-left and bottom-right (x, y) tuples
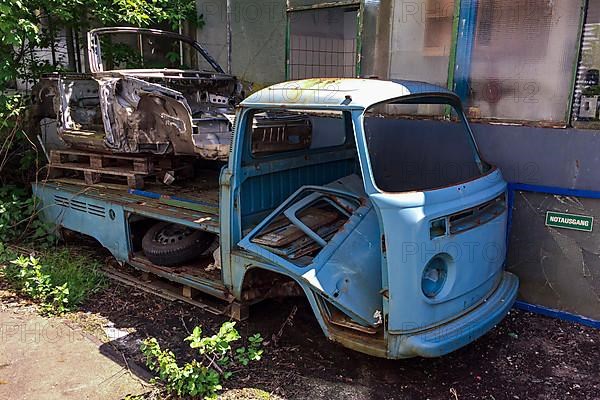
(33, 27), (243, 159)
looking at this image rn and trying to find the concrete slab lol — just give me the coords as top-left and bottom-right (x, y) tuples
(0, 310), (146, 400)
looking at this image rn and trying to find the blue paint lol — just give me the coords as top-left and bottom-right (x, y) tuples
(128, 189), (217, 208)
(128, 189), (161, 199)
(513, 301), (600, 329)
(389, 272), (518, 358)
(32, 184), (130, 262)
(508, 182), (600, 200)
(506, 186), (514, 247)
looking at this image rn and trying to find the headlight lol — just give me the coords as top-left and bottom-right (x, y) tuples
(422, 255), (448, 298)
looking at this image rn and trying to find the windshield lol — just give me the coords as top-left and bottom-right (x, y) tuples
(363, 98), (490, 192)
(91, 30), (220, 73)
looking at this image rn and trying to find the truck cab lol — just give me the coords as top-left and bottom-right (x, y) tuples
(34, 78), (518, 358)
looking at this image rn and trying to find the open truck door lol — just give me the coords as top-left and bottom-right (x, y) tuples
(238, 175), (383, 328)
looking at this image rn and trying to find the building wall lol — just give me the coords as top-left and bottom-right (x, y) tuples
(196, 0), (230, 71)
(229, 0), (287, 87)
(473, 123), (600, 320)
(472, 125), (600, 191)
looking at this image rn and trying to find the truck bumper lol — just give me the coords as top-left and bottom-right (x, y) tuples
(389, 271), (519, 358)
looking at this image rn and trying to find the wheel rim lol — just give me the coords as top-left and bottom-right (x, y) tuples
(155, 224), (194, 244)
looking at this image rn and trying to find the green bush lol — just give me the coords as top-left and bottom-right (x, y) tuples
(0, 247), (106, 314)
(0, 186), (55, 245)
(141, 322), (264, 399)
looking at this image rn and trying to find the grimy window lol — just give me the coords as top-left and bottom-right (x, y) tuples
(364, 99), (489, 193)
(572, 0), (600, 129)
(461, 0), (582, 123)
(389, 0), (456, 88)
(288, 6), (358, 79)
(389, 0), (584, 124)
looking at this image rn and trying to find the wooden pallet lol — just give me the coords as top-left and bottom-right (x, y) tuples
(49, 149), (153, 189)
(102, 265), (249, 321)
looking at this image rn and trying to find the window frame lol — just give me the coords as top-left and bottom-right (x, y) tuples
(361, 93), (490, 194)
(569, 1), (600, 128)
(285, 1), (363, 80)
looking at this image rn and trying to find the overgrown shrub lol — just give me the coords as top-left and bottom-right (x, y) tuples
(141, 322), (264, 399)
(0, 186), (55, 245)
(0, 246), (106, 314)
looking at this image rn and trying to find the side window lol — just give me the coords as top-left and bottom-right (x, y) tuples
(250, 110), (348, 157)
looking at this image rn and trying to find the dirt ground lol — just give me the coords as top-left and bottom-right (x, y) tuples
(76, 279), (600, 400)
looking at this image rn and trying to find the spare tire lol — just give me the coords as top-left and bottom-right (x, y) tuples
(142, 222), (214, 267)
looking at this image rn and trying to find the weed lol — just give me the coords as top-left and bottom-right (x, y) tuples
(141, 322), (264, 399)
(235, 333), (264, 367)
(0, 247), (106, 315)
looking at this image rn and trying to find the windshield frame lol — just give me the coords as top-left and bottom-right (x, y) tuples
(87, 27), (225, 74)
(358, 93), (491, 194)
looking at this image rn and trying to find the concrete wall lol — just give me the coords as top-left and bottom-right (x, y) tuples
(472, 124), (600, 191)
(229, 0), (287, 87)
(196, 0), (230, 71)
(507, 192), (600, 320)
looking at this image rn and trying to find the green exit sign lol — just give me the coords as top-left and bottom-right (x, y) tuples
(545, 211), (594, 232)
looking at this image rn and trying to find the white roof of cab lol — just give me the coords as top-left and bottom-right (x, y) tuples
(241, 78), (458, 110)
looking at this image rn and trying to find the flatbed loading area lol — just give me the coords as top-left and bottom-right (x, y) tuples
(41, 169), (220, 230)
(32, 172), (234, 307)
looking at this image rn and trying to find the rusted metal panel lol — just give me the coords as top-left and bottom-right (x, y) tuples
(252, 207), (339, 247)
(33, 27), (243, 160)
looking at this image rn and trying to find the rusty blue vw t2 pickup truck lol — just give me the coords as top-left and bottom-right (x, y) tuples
(34, 78), (518, 358)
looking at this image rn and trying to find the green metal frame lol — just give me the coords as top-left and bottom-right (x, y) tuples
(355, 1), (363, 77)
(445, 0), (462, 118)
(447, 0), (462, 92)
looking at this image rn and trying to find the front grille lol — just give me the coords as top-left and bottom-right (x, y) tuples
(448, 193), (506, 235)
